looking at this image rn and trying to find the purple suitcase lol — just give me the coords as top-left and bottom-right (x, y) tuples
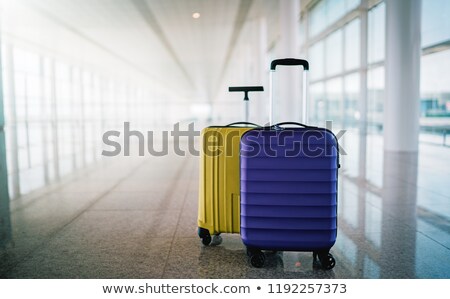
(240, 59), (339, 269)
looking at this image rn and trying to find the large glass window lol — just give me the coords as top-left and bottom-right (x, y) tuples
(55, 62), (73, 177)
(366, 66), (384, 188)
(306, 0), (391, 184)
(344, 18), (360, 71)
(344, 73), (360, 129)
(309, 0), (327, 38)
(422, 0), (450, 47)
(325, 78), (343, 125)
(309, 82), (325, 125)
(341, 73), (360, 178)
(421, 50), (450, 113)
(309, 41), (324, 81)
(309, 0), (361, 38)
(420, 50), (450, 145)
(368, 2), (385, 64)
(1, 44), (162, 200)
(11, 48), (47, 195)
(304, 0), (449, 274)
(307, 2), (363, 179)
(367, 67), (384, 133)
(327, 0), (347, 27)
(325, 29), (343, 77)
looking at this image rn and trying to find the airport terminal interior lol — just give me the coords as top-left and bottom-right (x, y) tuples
(0, 0), (449, 278)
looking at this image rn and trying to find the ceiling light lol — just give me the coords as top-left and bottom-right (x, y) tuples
(192, 12), (200, 19)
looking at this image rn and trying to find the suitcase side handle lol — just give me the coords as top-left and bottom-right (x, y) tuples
(226, 122), (260, 127)
(270, 58), (309, 71)
(228, 86), (264, 123)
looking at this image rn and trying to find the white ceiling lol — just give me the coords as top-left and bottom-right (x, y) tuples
(2, 0), (281, 102)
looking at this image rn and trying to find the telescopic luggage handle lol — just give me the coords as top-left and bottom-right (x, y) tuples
(228, 86), (264, 123)
(269, 58), (309, 126)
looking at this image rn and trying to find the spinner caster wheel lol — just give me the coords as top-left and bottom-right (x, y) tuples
(210, 234), (223, 246)
(248, 250), (265, 268)
(320, 253), (336, 270)
(198, 227), (211, 246)
(313, 251), (335, 270)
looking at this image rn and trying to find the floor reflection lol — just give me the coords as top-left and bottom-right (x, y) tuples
(0, 137), (450, 278)
(334, 149), (450, 278)
(194, 237), (336, 279)
(381, 151), (418, 277)
(0, 130), (12, 250)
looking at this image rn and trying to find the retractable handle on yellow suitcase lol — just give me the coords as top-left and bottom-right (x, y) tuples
(228, 86), (264, 123)
(269, 58), (309, 126)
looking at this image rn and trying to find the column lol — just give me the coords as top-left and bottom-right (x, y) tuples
(0, 40), (12, 248)
(382, 0), (421, 277)
(384, 0), (421, 152)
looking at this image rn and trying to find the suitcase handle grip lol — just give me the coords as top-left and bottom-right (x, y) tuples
(270, 58), (309, 71)
(226, 122), (260, 127)
(228, 86), (264, 99)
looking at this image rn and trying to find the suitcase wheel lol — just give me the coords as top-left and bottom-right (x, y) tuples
(247, 248), (265, 268)
(201, 235), (212, 246)
(197, 227), (212, 246)
(313, 251), (336, 270)
(321, 253), (336, 270)
(210, 234), (223, 246)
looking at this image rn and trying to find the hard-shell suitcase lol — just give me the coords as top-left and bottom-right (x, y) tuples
(197, 86), (263, 246)
(240, 59), (339, 269)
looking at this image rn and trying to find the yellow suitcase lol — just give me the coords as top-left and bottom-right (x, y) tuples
(197, 86), (263, 246)
(197, 125), (253, 245)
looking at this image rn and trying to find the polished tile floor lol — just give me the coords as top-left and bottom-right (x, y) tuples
(0, 137), (449, 278)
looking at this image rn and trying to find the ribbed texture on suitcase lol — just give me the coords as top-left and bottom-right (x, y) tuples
(198, 127), (251, 234)
(240, 128), (338, 251)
